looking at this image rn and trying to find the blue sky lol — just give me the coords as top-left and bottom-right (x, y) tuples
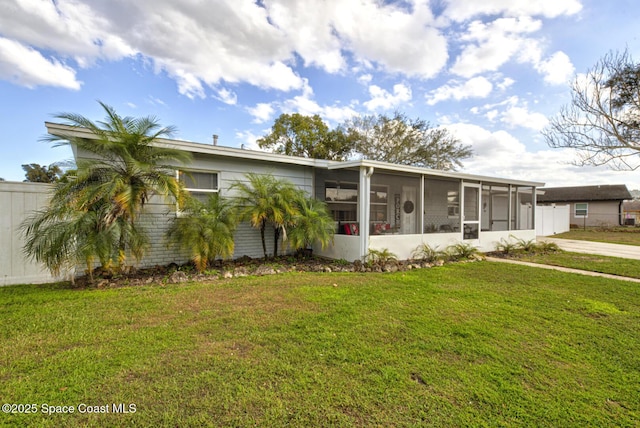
(1, 0), (639, 190)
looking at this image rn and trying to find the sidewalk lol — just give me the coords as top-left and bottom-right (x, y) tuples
(485, 256), (640, 283)
(538, 237), (640, 260)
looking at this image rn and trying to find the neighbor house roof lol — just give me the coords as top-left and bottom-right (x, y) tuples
(538, 184), (632, 203)
(45, 122), (544, 188)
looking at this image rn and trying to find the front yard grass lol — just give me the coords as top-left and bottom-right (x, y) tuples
(507, 251), (640, 279)
(1, 262), (639, 427)
(553, 227), (640, 246)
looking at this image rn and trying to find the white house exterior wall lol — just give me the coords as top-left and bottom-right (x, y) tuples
(368, 230), (536, 260)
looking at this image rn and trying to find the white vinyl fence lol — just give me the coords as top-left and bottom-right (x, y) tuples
(0, 181), (60, 286)
(536, 204), (570, 236)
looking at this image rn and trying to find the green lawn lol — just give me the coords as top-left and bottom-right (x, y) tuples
(553, 227), (640, 246)
(511, 251), (640, 279)
(1, 263), (639, 427)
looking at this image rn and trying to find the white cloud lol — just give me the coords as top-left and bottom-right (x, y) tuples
(497, 77), (515, 90)
(264, 79), (360, 124)
(0, 37), (81, 89)
(446, 122), (624, 187)
(443, 0), (583, 21)
(331, 1), (448, 78)
(364, 83), (412, 111)
(358, 74), (373, 85)
(451, 17), (542, 78)
(501, 106), (549, 131)
(234, 130), (264, 151)
(214, 88), (238, 105)
(426, 76), (493, 105)
(536, 51), (575, 85)
(248, 103), (276, 124)
(474, 96), (549, 130)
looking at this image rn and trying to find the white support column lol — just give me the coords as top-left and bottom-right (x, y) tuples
(359, 166), (373, 260)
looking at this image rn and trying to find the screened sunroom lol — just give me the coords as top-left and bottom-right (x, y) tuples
(314, 160), (542, 261)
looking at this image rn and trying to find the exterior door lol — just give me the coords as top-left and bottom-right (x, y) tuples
(401, 186), (417, 234)
(463, 184), (480, 240)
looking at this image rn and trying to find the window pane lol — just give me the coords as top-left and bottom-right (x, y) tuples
(181, 171), (218, 190)
(464, 187), (479, 222)
(575, 203), (588, 217)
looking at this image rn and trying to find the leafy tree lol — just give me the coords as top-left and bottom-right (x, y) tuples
(342, 111), (472, 170)
(231, 173), (302, 258)
(22, 163), (62, 183)
(166, 194), (237, 272)
(288, 196), (335, 254)
(543, 49), (640, 170)
(23, 101), (191, 278)
(257, 113), (354, 161)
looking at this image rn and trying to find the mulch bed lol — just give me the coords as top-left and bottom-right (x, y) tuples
(73, 254), (458, 288)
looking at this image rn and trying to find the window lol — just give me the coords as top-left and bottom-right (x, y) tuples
(178, 170), (219, 202)
(575, 202), (588, 217)
(325, 181), (358, 222)
(370, 184), (388, 223)
(447, 190), (460, 217)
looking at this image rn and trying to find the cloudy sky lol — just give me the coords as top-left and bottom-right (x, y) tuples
(1, 0), (639, 189)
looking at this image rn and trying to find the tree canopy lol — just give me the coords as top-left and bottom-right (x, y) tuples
(342, 111), (472, 170)
(258, 111), (472, 170)
(543, 49), (640, 170)
(22, 163), (62, 183)
(257, 113), (353, 161)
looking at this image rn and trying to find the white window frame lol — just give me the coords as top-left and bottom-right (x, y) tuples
(176, 170), (220, 214)
(574, 202), (588, 218)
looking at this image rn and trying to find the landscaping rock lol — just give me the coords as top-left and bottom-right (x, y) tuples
(169, 271), (189, 283)
(254, 265), (277, 276)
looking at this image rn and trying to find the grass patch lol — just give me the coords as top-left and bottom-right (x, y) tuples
(1, 264), (639, 426)
(513, 251), (640, 279)
(554, 227), (640, 246)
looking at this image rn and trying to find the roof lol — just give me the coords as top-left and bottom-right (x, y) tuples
(538, 185), (632, 203)
(45, 122), (544, 188)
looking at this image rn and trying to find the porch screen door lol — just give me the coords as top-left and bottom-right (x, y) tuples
(462, 184), (480, 240)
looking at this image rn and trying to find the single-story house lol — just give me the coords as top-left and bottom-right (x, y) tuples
(537, 184), (632, 228)
(46, 122), (543, 263)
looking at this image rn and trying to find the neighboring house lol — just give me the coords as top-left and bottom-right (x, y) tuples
(45, 121), (543, 264)
(537, 184), (632, 228)
(623, 199), (640, 226)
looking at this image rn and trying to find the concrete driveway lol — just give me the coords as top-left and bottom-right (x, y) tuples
(539, 237), (640, 260)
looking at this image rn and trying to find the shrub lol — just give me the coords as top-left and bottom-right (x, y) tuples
(535, 240), (561, 254)
(366, 248), (398, 266)
(411, 243), (442, 262)
(444, 243), (479, 261)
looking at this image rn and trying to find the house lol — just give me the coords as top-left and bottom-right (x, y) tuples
(537, 184), (631, 228)
(623, 199), (640, 226)
(45, 121), (543, 264)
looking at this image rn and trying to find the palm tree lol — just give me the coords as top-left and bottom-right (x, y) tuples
(166, 194), (237, 272)
(21, 189), (131, 282)
(23, 101), (191, 277)
(288, 196), (335, 256)
(231, 173), (301, 258)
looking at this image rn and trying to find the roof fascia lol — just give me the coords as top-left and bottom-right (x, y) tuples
(45, 122), (544, 186)
(45, 122), (328, 169)
(327, 158), (543, 187)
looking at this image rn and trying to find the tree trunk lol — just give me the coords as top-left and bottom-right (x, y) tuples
(273, 226), (280, 258)
(260, 220), (268, 258)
